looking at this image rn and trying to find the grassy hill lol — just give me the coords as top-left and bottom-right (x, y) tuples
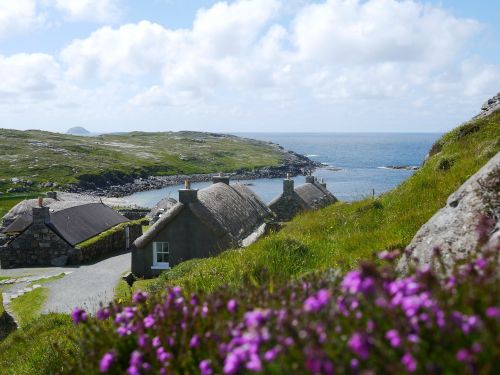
(0, 129), (285, 195)
(146, 112), (500, 293)
(0, 112), (498, 373)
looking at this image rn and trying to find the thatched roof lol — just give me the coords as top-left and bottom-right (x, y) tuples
(146, 197), (178, 223)
(134, 182), (271, 249)
(294, 183), (337, 209)
(135, 203), (184, 248)
(193, 183), (271, 242)
(269, 180), (337, 210)
(2, 198), (58, 228)
(3, 201), (129, 246)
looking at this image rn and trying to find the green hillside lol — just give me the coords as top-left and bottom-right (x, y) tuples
(0, 129), (284, 195)
(148, 112), (500, 293)
(0, 113), (498, 373)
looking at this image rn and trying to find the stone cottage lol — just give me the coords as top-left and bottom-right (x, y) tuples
(132, 175), (271, 278)
(1, 194), (140, 268)
(269, 175), (338, 221)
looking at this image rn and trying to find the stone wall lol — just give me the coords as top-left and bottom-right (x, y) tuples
(116, 209), (150, 221)
(75, 223), (142, 263)
(269, 194), (307, 222)
(0, 221), (74, 268)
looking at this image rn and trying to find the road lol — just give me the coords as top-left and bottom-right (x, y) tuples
(1, 251), (131, 315)
(41, 251), (131, 314)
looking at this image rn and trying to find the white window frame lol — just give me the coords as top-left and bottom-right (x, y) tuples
(152, 242), (170, 270)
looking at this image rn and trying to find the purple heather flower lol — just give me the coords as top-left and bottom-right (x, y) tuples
(143, 315), (155, 328)
(152, 336), (161, 348)
(385, 329), (401, 348)
(456, 348), (472, 363)
(138, 335), (150, 348)
(199, 359), (213, 375)
(202, 304), (209, 317)
(402, 353), (417, 372)
(244, 309), (269, 327)
(156, 347), (172, 363)
(303, 289), (331, 312)
(246, 354), (262, 372)
(474, 258), (487, 270)
(350, 358), (359, 370)
(227, 299), (238, 313)
(348, 332), (370, 359)
(264, 348), (279, 362)
(172, 286), (182, 295)
(129, 351), (142, 368)
(99, 351), (116, 373)
(342, 270), (375, 295)
(190, 334), (201, 348)
(127, 366), (140, 375)
(96, 307), (110, 320)
(486, 306), (500, 318)
(132, 290), (148, 303)
(190, 293), (198, 306)
(472, 342), (482, 353)
(223, 352), (240, 375)
(71, 308), (88, 324)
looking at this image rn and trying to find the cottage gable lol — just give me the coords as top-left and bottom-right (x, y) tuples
(132, 175), (272, 278)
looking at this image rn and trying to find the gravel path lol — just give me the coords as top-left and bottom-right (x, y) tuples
(42, 251), (131, 314)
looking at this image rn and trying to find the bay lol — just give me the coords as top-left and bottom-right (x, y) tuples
(125, 133), (441, 208)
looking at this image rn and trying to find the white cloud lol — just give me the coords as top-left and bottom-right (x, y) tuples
(0, 0), (45, 39)
(1, 0), (498, 131)
(0, 53), (61, 100)
(51, 0), (121, 23)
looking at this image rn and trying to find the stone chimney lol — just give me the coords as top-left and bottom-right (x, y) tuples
(305, 175), (315, 184)
(33, 198), (50, 225)
(46, 191), (57, 200)
(212, 172), (230, 185)
(178, 180), (198, 204)
(283, 173), (294, 197)
(319, 178), (327, 189)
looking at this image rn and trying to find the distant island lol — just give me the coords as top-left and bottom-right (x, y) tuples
(66, 126), (91, 136)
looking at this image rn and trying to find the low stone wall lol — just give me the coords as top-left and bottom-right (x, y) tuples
(75, 223), (142, 263)
(116, 209), (150, 221)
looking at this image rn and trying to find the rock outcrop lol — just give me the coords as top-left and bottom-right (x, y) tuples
(397, 152), (499, 274)
(474, 92), (500, 119)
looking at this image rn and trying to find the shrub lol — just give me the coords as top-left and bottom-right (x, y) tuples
(65, 222), (500, 374)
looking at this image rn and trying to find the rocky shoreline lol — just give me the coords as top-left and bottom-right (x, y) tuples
(67, 147), (321, 198)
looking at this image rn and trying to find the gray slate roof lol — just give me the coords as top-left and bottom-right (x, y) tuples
(3, 202), (128, 246)
(135, 183), (271, 249)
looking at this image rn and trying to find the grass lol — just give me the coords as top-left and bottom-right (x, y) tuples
(0, 129), (285, 196)
(76, 218), (147, 249)
(8, 273), (66, 326)
(0, 313), (78, 374)
(144, 112), (500, 294)
(0, 192), (39, 219)
(9, 288), (48, 326)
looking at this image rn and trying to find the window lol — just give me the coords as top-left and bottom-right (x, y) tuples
(152, 242), (169, 269)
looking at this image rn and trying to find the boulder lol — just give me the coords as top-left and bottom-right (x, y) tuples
(397, 152), (499, 275)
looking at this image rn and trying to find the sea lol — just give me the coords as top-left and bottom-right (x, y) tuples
(124, 133), (441, 208)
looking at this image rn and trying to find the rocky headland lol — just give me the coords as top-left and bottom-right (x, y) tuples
(67, 144), (320, 197)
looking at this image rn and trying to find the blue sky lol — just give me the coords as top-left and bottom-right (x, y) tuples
(0, 0), (499, 133)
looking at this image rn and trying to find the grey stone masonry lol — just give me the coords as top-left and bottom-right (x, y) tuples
(0, 219), (73, 269)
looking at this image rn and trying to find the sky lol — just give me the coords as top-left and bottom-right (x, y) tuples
(0, 0), (499, 133)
